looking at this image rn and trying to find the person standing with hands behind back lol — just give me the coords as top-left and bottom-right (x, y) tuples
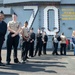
(0, 11), (7, 66)
(6, 13), (21, 65)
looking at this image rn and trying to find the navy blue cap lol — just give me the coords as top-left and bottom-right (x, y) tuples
(30, 28), (33, 30)
(0, 11), (4, 14)
(13, 12), (17, 16)
(25, 21), (28, 24)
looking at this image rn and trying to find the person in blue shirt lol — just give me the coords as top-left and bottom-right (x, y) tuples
(72, 31), (75, 55)
(0, 11), (7, 66)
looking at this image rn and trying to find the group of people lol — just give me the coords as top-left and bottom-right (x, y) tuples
(0, 11), (48, 65)
(21, 26), (48, 63)
(0, 10), (75, 66)
(52, 32), (67, 55)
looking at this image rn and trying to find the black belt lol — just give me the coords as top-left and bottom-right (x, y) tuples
(25, 36), (29, 38)
(9, 32), (14, 34)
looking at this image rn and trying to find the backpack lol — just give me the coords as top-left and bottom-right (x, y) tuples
(57, 36), (61, 41)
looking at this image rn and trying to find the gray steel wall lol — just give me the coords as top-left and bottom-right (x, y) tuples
(61, 0), (75, 4)
(3, 0), (75, 4)
(3, 0), (60, 4)
(0, 0), (3, 4)
(1, 5), (75, 49)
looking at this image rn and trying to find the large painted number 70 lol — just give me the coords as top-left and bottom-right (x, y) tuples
(24, 6), (59, 35)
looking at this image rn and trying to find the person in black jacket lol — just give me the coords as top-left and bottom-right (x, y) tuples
(42, 32), (48, 55)
(29, 28), (35, 57)
(34, 29), (42, 56)
(0, 11), (7, 66)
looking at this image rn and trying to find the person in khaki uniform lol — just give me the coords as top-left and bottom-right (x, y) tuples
(21, 21), (29, 63)
(60, 33), (66, 55)
(6, 13), (21, 65)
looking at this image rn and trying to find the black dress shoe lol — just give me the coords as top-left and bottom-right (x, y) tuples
(52, 53), (55, 55)
(56, 53), (59, 55)
(26, 56), (30, 59)
(44, 53), (47, 55)
(14, 60), (20, 63)
(14, 58), (20, 63)
(0, 62), (5, 66)
(21, 61), (26, 64)
(6, 62), (10, 65)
